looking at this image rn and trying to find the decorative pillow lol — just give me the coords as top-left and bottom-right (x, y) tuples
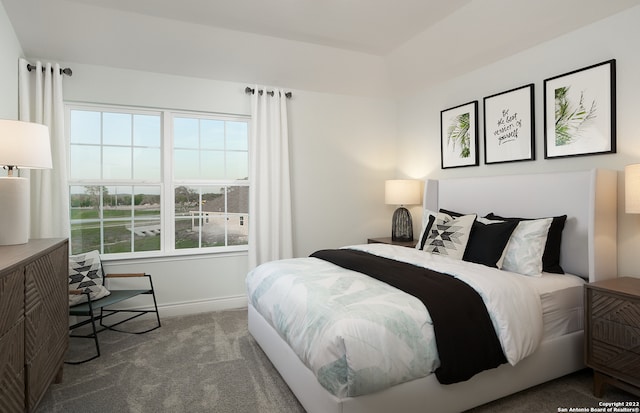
(500, 218), (553, 276)
(422, 212), (476, 260)
(463, 217), (519, 268)
(416, 209), (437, 250)
(437, 209), (518, 268)
(69, 250), (111, 306)
(487, 213), (567, 274)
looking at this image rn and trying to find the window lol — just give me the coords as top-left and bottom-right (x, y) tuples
(67, 104), (249, 257)
(171, 114), (249, 250)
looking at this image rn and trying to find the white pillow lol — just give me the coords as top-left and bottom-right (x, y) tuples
(422, 212), (476, 260)
(500, 218), (553, 276)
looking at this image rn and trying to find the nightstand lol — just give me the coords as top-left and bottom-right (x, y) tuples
(367, 237), (416, 248)
(584, 277), (640, 398)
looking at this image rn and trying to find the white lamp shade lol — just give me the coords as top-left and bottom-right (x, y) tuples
(385, 180), (421, 205)
(625, 164), (640, 213)
(0, 119), (52, 169)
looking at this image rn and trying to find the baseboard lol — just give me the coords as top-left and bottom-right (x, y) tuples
(70, 295), (248, 326)
(158, 294), (248, 318)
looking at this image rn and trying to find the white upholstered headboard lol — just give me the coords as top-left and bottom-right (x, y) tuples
(423, 169), (617, 282)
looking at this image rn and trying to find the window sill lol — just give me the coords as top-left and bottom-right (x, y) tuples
(100, 246), (248, 264)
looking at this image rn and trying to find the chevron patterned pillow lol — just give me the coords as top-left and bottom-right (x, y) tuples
(68, 250), (111, 306)
(423, 212), (476, 260)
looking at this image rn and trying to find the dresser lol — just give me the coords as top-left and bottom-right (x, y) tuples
(0, 239), (69, 413)
(584, 277), (640, 398)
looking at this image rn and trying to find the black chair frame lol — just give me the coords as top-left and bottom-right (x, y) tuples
(66, 273), (161, 364)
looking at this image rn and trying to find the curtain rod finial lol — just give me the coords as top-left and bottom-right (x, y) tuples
(244, 86), (292, 99)
(26, 63), (72, 76)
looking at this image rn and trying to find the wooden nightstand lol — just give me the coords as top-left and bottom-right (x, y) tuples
(584, 277), (640, 398)
(367, 237), (416, 248)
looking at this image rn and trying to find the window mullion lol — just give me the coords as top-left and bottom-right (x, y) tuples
(163, 111), (174, 254)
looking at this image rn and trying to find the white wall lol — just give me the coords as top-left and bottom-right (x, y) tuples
(61, 63), (396, 316)
(0, 1), (22, 119)
(395, 5), (640, 277)
(10, 4), (639, 316)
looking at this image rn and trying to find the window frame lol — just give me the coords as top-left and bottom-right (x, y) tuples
(66, 102), (250, 260)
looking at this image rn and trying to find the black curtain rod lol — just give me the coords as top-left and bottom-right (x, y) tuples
(26, 63), (73, 77)
(245, 87), (292, 99)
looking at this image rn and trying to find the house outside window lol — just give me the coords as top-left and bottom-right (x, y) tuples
(67, 103), (249, 257)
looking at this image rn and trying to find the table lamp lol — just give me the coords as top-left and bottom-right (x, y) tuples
(385, 179), (421, 242)
(0, 120), (52, 245)
(626, 164), (640, 213)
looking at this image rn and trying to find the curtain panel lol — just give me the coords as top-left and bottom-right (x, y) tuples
(248, 86), (293, 269)
(18, 58), (70, 240)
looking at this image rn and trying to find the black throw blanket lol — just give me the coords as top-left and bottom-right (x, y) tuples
(310, 249), (507, 384)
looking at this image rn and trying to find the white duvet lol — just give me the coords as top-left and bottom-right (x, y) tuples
(246, 243), (543, 397)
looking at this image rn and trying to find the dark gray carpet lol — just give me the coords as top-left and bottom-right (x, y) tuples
(38, 309), (304, 413)
(38, 309), (637, 413)
(467, 368), (637, 412)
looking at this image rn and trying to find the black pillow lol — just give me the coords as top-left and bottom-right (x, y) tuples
(439, 209), (518, 268)
(486, 213), (567, 274)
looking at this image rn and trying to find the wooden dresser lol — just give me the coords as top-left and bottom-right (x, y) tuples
(0, 238), (69, 413)
(584, 277), (640, 398)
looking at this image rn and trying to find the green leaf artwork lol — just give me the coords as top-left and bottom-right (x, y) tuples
(446, 112), (471, 158)
(554, 86), (597, 146)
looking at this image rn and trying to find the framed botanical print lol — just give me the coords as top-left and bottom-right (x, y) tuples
(544, 59), (616, 159)
(483, 84), (535, 164)
(440, 101), (479, 169)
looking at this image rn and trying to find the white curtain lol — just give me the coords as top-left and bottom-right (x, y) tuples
(18, 58), (70, 240)
(248, 86), (293, 269)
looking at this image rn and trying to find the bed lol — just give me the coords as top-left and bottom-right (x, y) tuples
(247, 169), (617, 413)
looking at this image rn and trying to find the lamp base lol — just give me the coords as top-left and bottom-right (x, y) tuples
(391, 206), (413, 242)
(0, 177), (30, 245)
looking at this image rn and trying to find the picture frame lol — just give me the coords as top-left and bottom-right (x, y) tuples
(544, 59), (616, 159)
(440, 101), (479, 169)
(483, 84), (535, 164)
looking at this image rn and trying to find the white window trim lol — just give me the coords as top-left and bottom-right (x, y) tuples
(65, 101), (250, 259)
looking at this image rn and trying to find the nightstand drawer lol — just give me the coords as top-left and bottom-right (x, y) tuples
(590, 339), (640, 381)
(590, 291), (640, 349)
(591, 290), (640, 324)
(590, 318), (640, 353)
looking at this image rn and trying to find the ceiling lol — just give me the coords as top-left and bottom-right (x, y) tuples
(3, 0), (640, 96)
(50, 0), (471, 56)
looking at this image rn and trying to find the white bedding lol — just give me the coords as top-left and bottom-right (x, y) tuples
(246, 243), (548, 398)
(521, 272), (585, 339)
(362, 243), (586, 339)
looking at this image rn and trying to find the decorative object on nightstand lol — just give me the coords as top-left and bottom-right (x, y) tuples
(0, 120), (52, 246)
(584, 277), (640, 398)
(385, 179), (421, 242)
